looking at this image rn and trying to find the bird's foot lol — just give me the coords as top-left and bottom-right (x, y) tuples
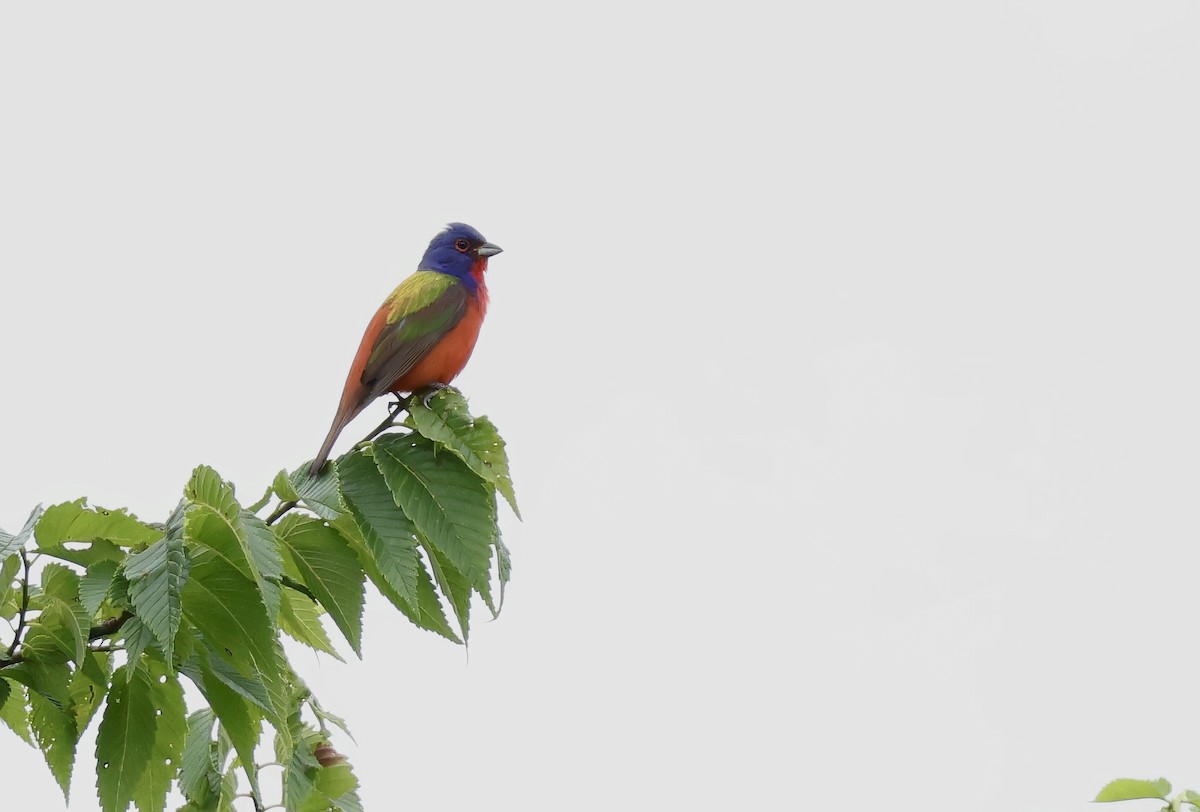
(417, 383), (452, 409)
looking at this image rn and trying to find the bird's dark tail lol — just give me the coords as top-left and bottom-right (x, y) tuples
(309, 409), (353, 476)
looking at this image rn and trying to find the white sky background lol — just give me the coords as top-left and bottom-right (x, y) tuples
(2, 2), (1199, 810)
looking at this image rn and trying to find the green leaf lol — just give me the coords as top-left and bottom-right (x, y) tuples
(96, 664), (157, 812)
(496, 535), (513, 612)
(179, 708), (218, 802)
(1095, 778), (1172, 802)
(133, 659), (187, 812)
(193, 650), (262, 802)
(24, 601), (86, 666)
(372, 434), (497, 587)
(72, 650), (112, 732)
(272, 469), (301, 503)
(181, 554), (285, 728)
(179, 644), (274, 719)
(0, 504), (42, 564)
(0, 678), (33, 745)
(337, 449), (421, 610)
(331, 518), (461, 644)
(301, 763), (362, 812)
(409, 390), (521, 517)
(242, 510), (283, 620)
(80, 560), (120, 619)
(279, 588), (342, 660)
(30, 691), (78, 799)
(277, 518), (365, 657)
(423, 541), (473, 642)
(35, 499), (159, 549)
(121, 616), (156, 667)
(186, 467), (270, 586)
(124, 531), (189, 666)
(2, 659), (72, 709)
(289, 464), (345, 520)
(0, 553), (22, 620)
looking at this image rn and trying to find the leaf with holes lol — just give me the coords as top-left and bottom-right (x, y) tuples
(408, 389), (520, 517)
(132, 659), (187, 812)
(96, 665), (157, 812)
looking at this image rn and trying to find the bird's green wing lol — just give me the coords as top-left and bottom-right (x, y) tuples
(359, 271), (468, 400)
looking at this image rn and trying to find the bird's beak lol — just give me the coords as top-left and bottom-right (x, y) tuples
(476, 242), (503, 258)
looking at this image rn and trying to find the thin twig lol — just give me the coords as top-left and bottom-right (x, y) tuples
(5, 550), (32, 659)
(89, 610), (134, 639)
(351, 397), (412, 452)
(265, 500), (297, 526)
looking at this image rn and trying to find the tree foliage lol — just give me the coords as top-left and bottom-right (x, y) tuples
(0, 390), (516, 811)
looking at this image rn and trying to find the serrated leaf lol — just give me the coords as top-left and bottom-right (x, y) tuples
(496, 535), (512, 612)
(279, 588), (341, 660)
(181, 555), (285, 728)
(289, 465), (345, 520)
(242, 511), (283, 620)
(3, 659), (72, 709)
(331, 518), (461, 643)
(0, 553), (22, 620)
(31, 691), (78, 799)
(186, 467), (273, 593)
(72, 650), (112, 732)
(301, 763), (361, 812)
(80, 560), (120, 619)
(277, 519), (364, 657)
(133, 660), (187, 812)
(1095, 778), (1171, 802)
(272, 470), (301, 503)
(0, 678), (33, 745)
(96, 664), (157, 812)
(337, 449), (420, 610)
(409, 390), (521, 517)
(372, 434), (496, 587)
(422, 541), (473, 641)
(179, 709), (218, 802)
(23, 599), (86, 666)
(124, 532), (189, 666)
(35, 500), (159, 550)
(194, 650), (262, 801)
(121, 616), (156, 667)
(0, 504), (42, 563)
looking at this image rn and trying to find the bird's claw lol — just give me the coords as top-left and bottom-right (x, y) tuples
(418, 383), (451, 409)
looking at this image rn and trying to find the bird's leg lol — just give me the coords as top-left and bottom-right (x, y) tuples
(353, 396), (414, 450)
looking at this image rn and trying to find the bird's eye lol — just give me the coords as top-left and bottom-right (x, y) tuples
(454, 239), (470, 252)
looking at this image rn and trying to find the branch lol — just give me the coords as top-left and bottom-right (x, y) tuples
(89, 610), (133, 640)
(1, 609), (133, 668)
(350, 397), (411, 453)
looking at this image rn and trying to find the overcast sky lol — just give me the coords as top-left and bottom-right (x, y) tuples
(3, 2), (1200, 811)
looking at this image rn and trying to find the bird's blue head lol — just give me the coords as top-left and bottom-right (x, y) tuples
(418, 223), (503, 290)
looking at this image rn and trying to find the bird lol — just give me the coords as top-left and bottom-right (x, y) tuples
(309, 222), (502, 475)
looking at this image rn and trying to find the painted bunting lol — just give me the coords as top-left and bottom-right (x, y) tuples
(309, 222), (502, 474)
